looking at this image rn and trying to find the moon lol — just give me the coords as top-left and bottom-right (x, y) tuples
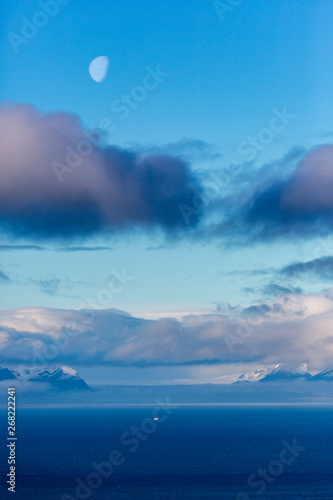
(89, 56), (109, 83)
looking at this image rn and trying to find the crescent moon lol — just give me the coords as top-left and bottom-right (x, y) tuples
(89, 56), (109, 83)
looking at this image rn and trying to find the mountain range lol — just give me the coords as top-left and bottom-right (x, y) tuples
(0, 367), (17, 381)
(0, 366), (91, 391)
(236, 363), (333, 383)
(310, 368), (333, 382)
(1, 363), (333, 396)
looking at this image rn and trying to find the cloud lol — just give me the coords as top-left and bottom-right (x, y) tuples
(261, 283), (303, 298)
(127, 138), (222, 163)
(219, 268), (273, 277)
(280, 256), (333, 281)
(1, 291), (333, 370)
(58, 246), (112, 252)
(145, 244), (173, 251)
(0, 270), (10, 283)
(0, 245), (47, 252)
(0, 103), (203, 241)
(27, 275), (87, 296)
(207, 145), (333, 243)
(27, 277), (62, 296)
(3, 104), (331, 246)
(0, 244), (112, 252)
(39, 278), (63, 296)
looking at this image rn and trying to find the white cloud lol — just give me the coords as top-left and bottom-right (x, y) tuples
(1, 291), (333, 371)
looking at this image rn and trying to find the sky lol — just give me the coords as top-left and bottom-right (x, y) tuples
(1, 0), (333, 385)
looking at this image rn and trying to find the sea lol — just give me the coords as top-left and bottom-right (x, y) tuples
(1, 405), (333, 499)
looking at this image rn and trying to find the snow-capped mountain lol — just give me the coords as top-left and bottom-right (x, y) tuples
(236, 364), (312, 384)
(235, 369), (270, 383)
(0, 366), (91, 391)
(0, 367), (17, 381)
(310, 368), (333, 382)
(259, 364), (311, 382)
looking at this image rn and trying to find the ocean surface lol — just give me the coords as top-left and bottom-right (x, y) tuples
(1, 406), (333, 499)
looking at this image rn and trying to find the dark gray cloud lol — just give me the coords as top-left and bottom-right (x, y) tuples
(207, 145), (333, 243)
(0, 103), (203, 240)
(261, 283), (303, 298)
(241, 303), (281, 317)
(3, 103), (333, 246)
(280, 256), (333, 281)
(242, 145), (333, 239)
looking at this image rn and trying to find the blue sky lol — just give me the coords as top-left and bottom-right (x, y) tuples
(3, 0), (333, 148)
(1, 0), (333, 384)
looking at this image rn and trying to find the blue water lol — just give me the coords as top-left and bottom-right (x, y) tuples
(1, 406), (333, 499)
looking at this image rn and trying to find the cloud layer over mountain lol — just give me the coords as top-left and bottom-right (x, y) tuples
(1, 290), (333, 370)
